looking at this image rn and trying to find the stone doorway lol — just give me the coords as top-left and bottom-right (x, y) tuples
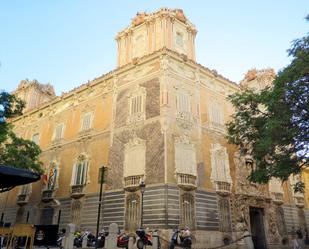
(249, 207), (267, 249)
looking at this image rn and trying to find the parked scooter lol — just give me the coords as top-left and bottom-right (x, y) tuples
(136, 228), (152, 249)
(87, 230), (108, 248)
(57, 229), (66, 248)
(117, 231), (130, 249)
(73, 230), (90, 248)
(169, 228), (192, 249)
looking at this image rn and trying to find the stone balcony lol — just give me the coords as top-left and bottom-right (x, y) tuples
(41, 189), (54, 202)
(271, 192), (284, 205)
(124, 175), (144, 192)
(177, 173), (197, 191)
(17, 194), (28, 206)
(214, 181), (231, 196)
(70, 184), (85, 199)
(294, 195), (305, 208)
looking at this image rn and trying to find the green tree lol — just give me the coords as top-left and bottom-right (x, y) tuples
(227, 16), (309, 191)
(0, 91), (42, 173)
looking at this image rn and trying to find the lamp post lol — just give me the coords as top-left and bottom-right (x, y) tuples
(95, 166), (107, 249)
(139, 181), (146, 229)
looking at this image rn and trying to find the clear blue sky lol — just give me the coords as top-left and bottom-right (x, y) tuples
(0, 1), (308, 95)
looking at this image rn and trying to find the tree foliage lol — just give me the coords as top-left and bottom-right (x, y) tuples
(227, 16), (309, 190)
(0, 91), (42, 173)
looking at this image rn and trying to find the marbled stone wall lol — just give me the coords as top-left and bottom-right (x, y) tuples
(108, 121), (164, 189)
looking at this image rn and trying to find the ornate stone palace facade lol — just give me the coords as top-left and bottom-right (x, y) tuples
(1, 8), (308, 248)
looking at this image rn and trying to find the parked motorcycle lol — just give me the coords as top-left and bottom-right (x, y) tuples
(169, 228), (192, 249)
(136, 229), (152, 249)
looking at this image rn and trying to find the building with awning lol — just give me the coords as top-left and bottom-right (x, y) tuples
(0, 165), (41, 193)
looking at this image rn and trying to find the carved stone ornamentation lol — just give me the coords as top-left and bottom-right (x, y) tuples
(234, 151), (267, 197)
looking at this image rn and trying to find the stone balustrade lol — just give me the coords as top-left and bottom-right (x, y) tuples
(70, 184), (85, 199)
(177, 173), (197, 190)
(17, 194), (28, 205)
(215, 181), (231, 196)
(272, 192), (284, 205)
(41, 189), (54, 202)
(124, 175), (144, 191)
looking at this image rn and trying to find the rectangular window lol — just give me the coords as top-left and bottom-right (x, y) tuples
(210, 103), (224, 125)
(177, 92), (190, 113)
(81, 113), (92, 131)
(54, 123), (64, 141)
(130, 95), (142, 115)
(32, 133), (39, 145)
(74, 161), (88, 185)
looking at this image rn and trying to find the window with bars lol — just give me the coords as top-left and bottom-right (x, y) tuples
(209, 103), (224, 125)
(54, 123), (64, 141)
(32, 133), (39, 145)
(176, 91), (191, 113)
(180, 193), (195, 229)
(125, 193), (140, 232)
(127, 87), (146, 124)
(81, 113), (92, 131)
(72, 160), (88, 186)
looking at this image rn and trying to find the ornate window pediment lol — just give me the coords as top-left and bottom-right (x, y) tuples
(210, 144), (232, 193)
(127, 86), (146, 124)
(124, 136), (146, 178)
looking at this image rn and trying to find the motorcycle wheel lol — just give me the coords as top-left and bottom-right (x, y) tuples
(136, 239), (144, 249)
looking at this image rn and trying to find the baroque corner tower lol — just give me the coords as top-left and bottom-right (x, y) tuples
(116, 8), (197, 67)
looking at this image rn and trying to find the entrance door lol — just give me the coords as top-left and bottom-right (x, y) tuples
(249, 207), (267, 249)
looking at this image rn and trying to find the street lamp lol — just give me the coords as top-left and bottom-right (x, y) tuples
(139, 181), (146, 229)
(95, 166), (107, 249)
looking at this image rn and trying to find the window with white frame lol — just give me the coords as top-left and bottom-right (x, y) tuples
(72, 157), (89, 186)
(54, 123), (64, 141)
(32, 133), (40, 145)
(127, 86), (146, 124)
(81, 112), (92, 131)
(175, 136), (197, 176)
(124, 137), (146, 177)
(210, 144), (232, 184)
